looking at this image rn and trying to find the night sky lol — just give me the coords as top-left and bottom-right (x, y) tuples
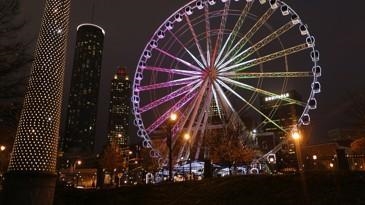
(19, 0), (365, 151)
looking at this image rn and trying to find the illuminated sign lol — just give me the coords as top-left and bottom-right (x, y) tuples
(265, 93), (290, 102)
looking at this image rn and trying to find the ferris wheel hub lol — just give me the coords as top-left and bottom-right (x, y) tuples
(204, 67), (218, 81)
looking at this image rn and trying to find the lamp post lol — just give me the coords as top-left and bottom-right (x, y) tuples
(126, 150), (133, 183)
(0, 145), (6, 175)
(183, 133), (192, 180)
(73, 160), (82, 187)
(291, 130), (303, 172)
(167, 112), (177, 181)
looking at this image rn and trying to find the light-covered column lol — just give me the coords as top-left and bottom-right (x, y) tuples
(3, 0), (70, 204)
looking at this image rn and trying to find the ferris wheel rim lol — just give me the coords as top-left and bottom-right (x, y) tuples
(132, 0), (320, 164)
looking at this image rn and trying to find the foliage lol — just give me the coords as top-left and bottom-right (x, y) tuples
(206, 125), (258, 167)
(98, 139), (125, 171)
(350, 137), (365, 154)
(0, 0), (32, 157)
(345, 91), (365, 130)
(140, 148), (159, 172)
(0, 0), (32, 100)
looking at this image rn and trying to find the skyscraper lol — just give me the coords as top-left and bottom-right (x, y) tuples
(61, 23), (105, 155)
(107, 67), (131, 147)
(260, 90), (302, 135)
(259, 90), (303, 171)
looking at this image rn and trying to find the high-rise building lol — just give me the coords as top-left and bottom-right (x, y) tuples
(259, 90), (303, 171)
(107, 67), (131, 147)
(260, 90), (302, 135)
(209, 100), (224, 125)
(61, 23), (105, 155)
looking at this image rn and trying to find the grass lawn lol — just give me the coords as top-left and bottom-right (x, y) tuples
(54, 171), (365, 205)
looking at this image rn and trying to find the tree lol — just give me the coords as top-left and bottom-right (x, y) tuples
(0, 1), (32, 169)
(343, 90), (365, 132)
(206, 124), (258, 175)
(0, 0), (32, 173)
(140, 148), (159, 172)
(98, 139), (125, 172)
(350, 137), (365, 154)
(0, 0), (32, 101)
(0, 0), (32, 145)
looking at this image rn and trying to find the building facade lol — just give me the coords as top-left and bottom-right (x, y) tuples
(259, 90), (303, 172)
(107, 67), (131, 147)
(61, 23), (105, 155)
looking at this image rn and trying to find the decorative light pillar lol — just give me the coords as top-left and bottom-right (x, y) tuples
(3, 0), (70, 204)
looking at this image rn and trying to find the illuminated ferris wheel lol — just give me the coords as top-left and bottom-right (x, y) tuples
(132, 0), (321, 164)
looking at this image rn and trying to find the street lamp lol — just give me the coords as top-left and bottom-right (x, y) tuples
(291, 131), (301, 141)
(76, 160), (82, 166)
(122, 149), (133, 184)
(0, 145), (6, 175)
(183, 133), (189, 141)
(183, 133), (192, 180)
(291, 130), (303, 172)
(73, 160), (82, 187)
(170, 112), (178, 122)
(167, 112), (177, 181)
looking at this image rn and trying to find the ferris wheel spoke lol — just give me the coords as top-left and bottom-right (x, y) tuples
(215, 1), (253, 66)
(154, 47), (201, 71)
(178, 142), (189, 162)
(139, 80), (201, 113)
(146, 91), (198, 134)
(137, 76), (200, 91)
(222, 71), (314, 79)
(173, 80), (208, 139)
(194, 109), (209, 160)
(219, 76), (306, 106)
(204, 5), (212, 67)
(144, 66), (201, 76)
(213, 81), (234, 115)
(220, 43), (310, 73)
(211, 0), (231, 66)
(216, 79), (287, 133)
(188, 84), (213, 159)
(185, 80), (210, 135)
(212, 84), (223, 120)
(217, 7), (277, 67)
(185, 14), (208, 67)
(213, 81), (244, 127)
(218, 21), (295, 69)
(168, 30), (206, 69)
(171, 95), (200, 148)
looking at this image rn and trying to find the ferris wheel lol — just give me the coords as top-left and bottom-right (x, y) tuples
(132, 0), (321, 164)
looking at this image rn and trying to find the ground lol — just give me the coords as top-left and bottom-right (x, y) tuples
(52, 171), (365, 205)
